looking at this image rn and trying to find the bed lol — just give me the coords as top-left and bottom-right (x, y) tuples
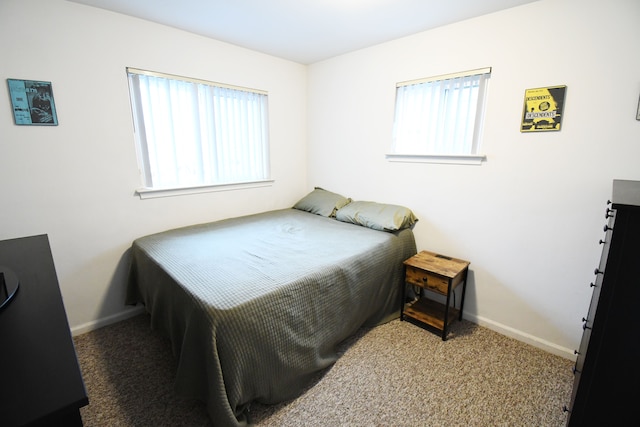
(126, 188), (417, 426)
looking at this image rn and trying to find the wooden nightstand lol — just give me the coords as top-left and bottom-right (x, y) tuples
(401, 250), (470, 340)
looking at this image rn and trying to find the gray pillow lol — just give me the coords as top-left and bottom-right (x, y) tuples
(293, 187), (352, 217)
(336, 200), (418, 232)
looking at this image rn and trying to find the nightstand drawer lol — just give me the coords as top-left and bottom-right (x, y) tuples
(405, 266), (448, 294)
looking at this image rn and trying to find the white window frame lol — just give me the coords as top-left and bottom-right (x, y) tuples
(126, 68), (273, 199)
(387, 67), (491, 165)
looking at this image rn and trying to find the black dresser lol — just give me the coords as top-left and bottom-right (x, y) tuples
(0, 234), (88, 426)
(565, 180), (640, 425)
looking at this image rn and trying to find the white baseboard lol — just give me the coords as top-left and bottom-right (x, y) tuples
(71, 306), (577, 362)
(71, 305), (145, 336)
(465, 313), (577, 361)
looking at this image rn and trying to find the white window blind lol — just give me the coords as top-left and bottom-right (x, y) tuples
(390, 67), (490, 163)
(127, 68), (270, 192)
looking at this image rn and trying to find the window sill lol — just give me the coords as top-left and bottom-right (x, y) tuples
(385, 153), (486, 165)
(135, 179), (274, 199)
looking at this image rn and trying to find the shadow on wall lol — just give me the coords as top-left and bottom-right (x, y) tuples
(72, 246), (144, 336)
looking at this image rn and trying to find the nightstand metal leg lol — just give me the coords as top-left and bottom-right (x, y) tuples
(459, 268), (469, 321)
(442, 280), (453, 341)
(400, 267), (407, 321)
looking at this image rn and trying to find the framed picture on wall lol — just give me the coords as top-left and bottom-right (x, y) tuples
(7, 79), (58, 126)
(520, 85), (566, 132)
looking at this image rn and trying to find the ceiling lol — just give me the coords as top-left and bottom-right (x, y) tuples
(68, 0), (538, 64)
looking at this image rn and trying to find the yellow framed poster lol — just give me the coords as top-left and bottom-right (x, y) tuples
(520, 85), (566, 132)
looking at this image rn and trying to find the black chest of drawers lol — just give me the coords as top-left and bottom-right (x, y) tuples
(0, 234), (88, 426)
(566, 180), (640, 426)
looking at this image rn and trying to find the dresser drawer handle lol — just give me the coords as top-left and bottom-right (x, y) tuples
(594, 268), (603, 275)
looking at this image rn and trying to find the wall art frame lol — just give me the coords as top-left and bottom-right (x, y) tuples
(520, 85), (566, 132)
(7, 78), (58, 126)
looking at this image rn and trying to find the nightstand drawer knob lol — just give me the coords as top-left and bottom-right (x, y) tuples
(422, 277), (428, 282)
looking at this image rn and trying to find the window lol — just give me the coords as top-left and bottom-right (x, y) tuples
(388, 67), (490, 164)
(127, 68), (271, 197)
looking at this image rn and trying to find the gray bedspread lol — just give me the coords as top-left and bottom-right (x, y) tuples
(126, 208), (416, 426)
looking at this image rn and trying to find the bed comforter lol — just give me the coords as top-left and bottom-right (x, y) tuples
(126, 208), (416, 426)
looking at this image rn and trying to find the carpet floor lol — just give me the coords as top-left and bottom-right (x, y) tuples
(74, 314), (574, 426)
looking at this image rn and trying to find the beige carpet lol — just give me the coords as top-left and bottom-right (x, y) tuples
(74, 314), (574, 426)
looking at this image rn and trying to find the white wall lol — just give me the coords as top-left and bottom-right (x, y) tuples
(2, 0), (639, 359)
(0, 0), (308, 333)
(307, 0), (640, 357)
